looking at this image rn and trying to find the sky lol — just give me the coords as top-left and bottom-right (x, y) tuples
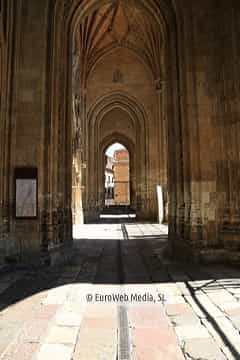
(106, 143), (126, 157)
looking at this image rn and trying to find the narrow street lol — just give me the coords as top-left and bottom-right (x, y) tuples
(0, 224), (240, 359)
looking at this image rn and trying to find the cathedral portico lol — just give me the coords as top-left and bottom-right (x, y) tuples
(0, 0), (240, 264)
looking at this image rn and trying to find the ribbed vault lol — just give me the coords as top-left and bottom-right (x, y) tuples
(73, 0), (163, 86)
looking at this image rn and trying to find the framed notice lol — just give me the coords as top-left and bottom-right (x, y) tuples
(15, 168), (38, 219)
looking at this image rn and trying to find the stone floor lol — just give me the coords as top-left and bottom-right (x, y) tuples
(0, 223), (240, 359)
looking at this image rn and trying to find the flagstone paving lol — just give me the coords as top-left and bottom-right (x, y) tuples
(0, 223), (240, 359)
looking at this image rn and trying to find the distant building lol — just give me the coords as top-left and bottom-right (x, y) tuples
(105, 155), (114, 205)
(113, 149), (130, 205)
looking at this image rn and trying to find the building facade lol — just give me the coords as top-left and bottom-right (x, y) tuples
(105, 155), (114, 206)
(113, 149), (130, 205)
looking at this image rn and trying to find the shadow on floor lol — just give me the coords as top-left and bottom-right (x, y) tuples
(1, 234), (240, 302)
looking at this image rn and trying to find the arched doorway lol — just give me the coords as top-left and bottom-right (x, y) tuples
(45, 0), (187, 257)
(84, 93), (148, 223)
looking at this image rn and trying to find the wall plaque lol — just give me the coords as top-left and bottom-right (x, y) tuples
(15, 168), (38, 219)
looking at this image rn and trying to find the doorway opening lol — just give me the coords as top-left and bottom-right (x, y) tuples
(105, 143), (130, 207)
(101, 142), (135, 221)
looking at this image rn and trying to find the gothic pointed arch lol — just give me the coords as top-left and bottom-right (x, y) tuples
(45, 0), (187, 253)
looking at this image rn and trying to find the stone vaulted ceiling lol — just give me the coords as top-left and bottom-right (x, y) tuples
(73, 0), (163, 85)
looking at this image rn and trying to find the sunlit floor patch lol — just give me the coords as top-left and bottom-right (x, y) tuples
(99, 214), (136, 218)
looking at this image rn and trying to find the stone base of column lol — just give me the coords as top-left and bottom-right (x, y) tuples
(220, 227), (240, 250)
(84, 208), (101, 223)
(197, 248), (240, 265)
(135, 209), (158, 223)
(170, 238), (240, 265)
(3, 241), (74, 269)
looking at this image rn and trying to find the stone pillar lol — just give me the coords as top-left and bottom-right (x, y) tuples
(156, 79), (168, 223)
(0, 0), (19, 264)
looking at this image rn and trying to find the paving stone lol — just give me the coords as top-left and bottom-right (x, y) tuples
(184, 338), (227, 360)
(36, 344), (74, 360)
(84, 305), (117, 318)
(1, 342), (39, 360)
(55, 311), (83, 327)
(228, 288), (240, 295)
(132, 327), (177, 348)
(169, 313), (200, 326)
(165, 303), (201, 326)
(0, 323), (22, 344)
(219, 301), (240, 314)
(61, 302), (86, 314)
(132, 328), (184, 359)
(207, 291), (235, 304)
(16, 320), (49, 342)
(184, 295), (207, 319)
(128, 305), (167, 328)
(201, 317), (238, 360)
(156, 284), (182, 296)
(45, 325), (79, 344)
(1, 308), (32, 322)
(42, 295), (67, 305)
(213, 317), (240, 353)
(80, 316), (117, 330)
(165, 295), (185, 305)
(32, 304), (59, 320)
(194, 293), (224, 318)
(229, 315), (240, 331)
(132, 345), (185, 360)
(165, 303), (193, 316)
(175, 324), (210, 340)
(73, 328), (117, 360)
(0, 342), (9, 356)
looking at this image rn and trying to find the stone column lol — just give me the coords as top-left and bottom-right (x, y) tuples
(156, 79), (168, 223)
(72, 48), (87, 224)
